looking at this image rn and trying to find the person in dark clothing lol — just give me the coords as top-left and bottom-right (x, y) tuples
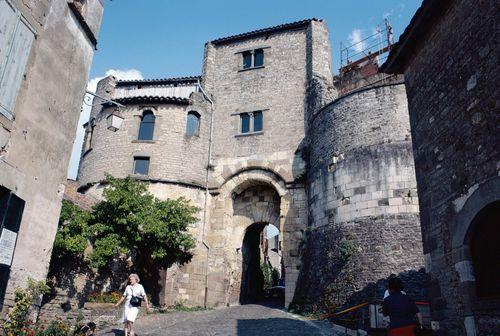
(382, 277), (423, 336)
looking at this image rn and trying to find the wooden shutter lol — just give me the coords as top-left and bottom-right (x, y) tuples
(0, 0), (18, 74)
(0, 0), (35, 119)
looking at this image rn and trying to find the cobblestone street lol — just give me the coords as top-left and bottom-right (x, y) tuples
(101, 304), (335, 336)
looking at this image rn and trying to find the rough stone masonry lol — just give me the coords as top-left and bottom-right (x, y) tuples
(76, 18), (425, 313)
(0, 0), (104, 314)
(382, 0), (499, 335)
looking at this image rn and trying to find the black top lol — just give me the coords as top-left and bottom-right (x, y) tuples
(382, 292), (419, 329)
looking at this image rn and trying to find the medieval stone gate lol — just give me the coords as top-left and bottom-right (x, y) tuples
(206, 169), (306, 307)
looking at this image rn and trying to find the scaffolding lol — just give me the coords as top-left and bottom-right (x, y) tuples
(338, 19), (395, 94)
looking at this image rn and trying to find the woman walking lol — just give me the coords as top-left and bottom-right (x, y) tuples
(382, 277), (423, 336)
(115, 273), (149, 336)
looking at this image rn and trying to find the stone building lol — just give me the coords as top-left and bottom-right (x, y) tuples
(382, 0), (499, 335)
(0, 0), (104, 312)
(77, 18), (424, 310)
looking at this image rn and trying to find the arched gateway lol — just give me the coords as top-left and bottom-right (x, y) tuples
(206, 168), (306, 307)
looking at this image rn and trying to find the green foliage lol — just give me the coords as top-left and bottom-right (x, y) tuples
(3, 278), (50, 336)
(53, 200), (90, 260)
(339, 232), (356, 263)
(36, 321), (70, 336)
(261, 262), (271, 289)
(261, 262), (280, 289)
(271, 267), (280, 286)
(168, 301), (208, 312)
(86, 291), (121, 303)
(87, 175), (198, 269)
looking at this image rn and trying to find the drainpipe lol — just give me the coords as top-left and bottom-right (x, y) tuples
(197, 79), (214, 308)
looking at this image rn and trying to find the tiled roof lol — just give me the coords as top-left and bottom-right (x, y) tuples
(381, 0), (453, 74)
(102, 96), (190, 105)
(116, 76), (201, 86)
(210, 18), (319, 45)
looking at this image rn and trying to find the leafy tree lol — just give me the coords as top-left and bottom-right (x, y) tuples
(87, 175), (198, 269)
(52, 200), (90, 261)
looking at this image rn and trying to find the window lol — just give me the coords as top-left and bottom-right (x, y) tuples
(253, 111), (263, 132)
(0, 186), (25, 305)
(133, 157), (149, 175)
(83, 120), (95, 152)
(138, 111), (155, 140)
(241, 48), (264, 69)
(254, 49), (264, 67)
(239, 111), (263, 134)
(186, 111), (200, 136)
(242, 51), (252, 69)
(240, 113), (250, 133)
(0, 0), (35, 119)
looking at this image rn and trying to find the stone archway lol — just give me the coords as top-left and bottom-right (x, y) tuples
(232, 183), (281, 304)
(206, 168), (306, 308)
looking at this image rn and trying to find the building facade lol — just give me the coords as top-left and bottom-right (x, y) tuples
(382, 0), (499, 335)
(0, 0), (104, 311)
(78, 19), (424, 310)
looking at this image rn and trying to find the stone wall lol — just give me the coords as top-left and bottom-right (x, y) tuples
(78, 92), (210, 188)
(194, 20), (332, 308)
(294, 81), (425, 312)
(0, 0), (103, 312)
(383, 0), (500, 334)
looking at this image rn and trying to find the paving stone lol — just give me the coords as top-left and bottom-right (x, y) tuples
(100, 304), (337, 336)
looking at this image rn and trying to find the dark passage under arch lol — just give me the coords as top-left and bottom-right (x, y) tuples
(468, 201), (500, 299)
(240, 222), (266, 304)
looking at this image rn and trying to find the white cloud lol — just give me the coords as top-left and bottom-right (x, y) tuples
(66, 69), (143, 180)
(348, 29), (365, 53)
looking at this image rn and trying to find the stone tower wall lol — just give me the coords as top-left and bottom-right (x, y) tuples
(382, 1), (500, 334)
(77, 92), (210, 188)
(294, 82), (425, 310)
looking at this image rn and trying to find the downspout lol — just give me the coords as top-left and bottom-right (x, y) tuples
(197, 79), (214, 308)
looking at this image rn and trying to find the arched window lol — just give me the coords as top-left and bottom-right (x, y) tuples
(469, 201), (500, 298)
(186, 111), (200, 137)
(138, 111), (155, 140)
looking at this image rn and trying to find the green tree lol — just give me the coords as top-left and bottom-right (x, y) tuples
(87, 175), (198, 269)
(52, 200), (90, 261)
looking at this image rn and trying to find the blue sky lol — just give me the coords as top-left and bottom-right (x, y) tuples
(67, 0), (422, 179)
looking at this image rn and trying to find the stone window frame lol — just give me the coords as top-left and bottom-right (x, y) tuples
(232, 109), (268, 137)
(236, 46), (270, 71)
(137, 110), (155, 141)
(186, 111), (201, 137)
(133, 107), (158, 143)
(132, 155), (150, 176)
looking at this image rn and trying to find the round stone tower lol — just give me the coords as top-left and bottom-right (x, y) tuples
(294, 70), (426, 309)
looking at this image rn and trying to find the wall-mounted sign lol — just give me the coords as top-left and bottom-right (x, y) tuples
(0, 229), (17, 266)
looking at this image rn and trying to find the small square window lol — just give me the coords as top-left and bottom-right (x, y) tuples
(133, 157), (149, 175)
(242, 51), (252, 69)
(254, 49), (264, 67)
(240, 114), (250, 133)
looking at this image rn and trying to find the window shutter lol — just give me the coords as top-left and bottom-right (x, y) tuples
(0, 0), (18, 74)
(0, 1), (35, 119)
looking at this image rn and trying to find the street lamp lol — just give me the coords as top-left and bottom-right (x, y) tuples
(106, 109), (124, 132)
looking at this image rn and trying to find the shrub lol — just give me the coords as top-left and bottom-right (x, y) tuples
(86, 291), (121, 303)
(3, 278), (50, 336)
